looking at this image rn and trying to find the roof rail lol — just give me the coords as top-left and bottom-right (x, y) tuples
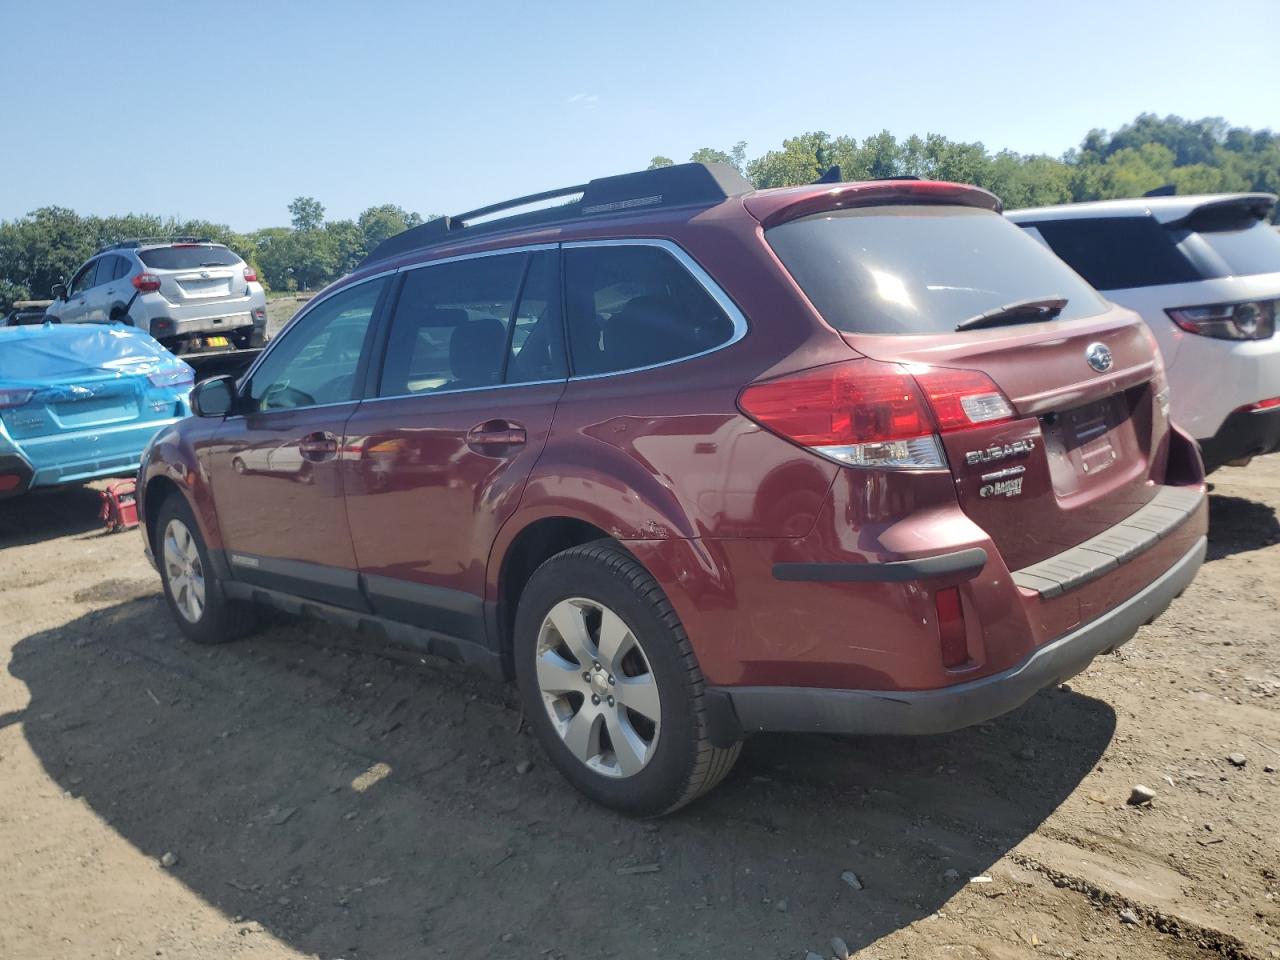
(96, 236), (215, 253)
(360, 162), (754, 268)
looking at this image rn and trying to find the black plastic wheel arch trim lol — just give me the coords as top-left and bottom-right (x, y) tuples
(772, 547), (988, 584)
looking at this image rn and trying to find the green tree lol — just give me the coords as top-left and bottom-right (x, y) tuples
(288, 196), (326, 231)
(358, 203), (424, 253)
(0, 206), (96, 300)
(689, 141), (748, 174)
(747, 132), (834, 187)
(252, 227), (295, 291)
(325, 219), (366, 276)
(647, 156), (674, 169)
(0, 279), (30, 311)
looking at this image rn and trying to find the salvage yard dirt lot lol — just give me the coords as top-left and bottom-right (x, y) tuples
(1, 461), (1278, 960)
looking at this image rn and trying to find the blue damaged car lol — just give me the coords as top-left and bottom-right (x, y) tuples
(0, 323), (193, 499)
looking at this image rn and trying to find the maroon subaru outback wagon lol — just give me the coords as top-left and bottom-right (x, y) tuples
(139, 163), (1208, 815)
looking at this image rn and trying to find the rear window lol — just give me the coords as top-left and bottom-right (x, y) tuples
(1192, 219), (1280, 277)
(768, 205), (1106, 335)
(1027, 217), (1203, 290)
(138, 245), (242, 270)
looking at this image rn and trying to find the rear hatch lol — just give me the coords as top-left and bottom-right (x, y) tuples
(0, 325), (192, 442)
(139, 243), (248, 307)
(758, 190), (1169, 571)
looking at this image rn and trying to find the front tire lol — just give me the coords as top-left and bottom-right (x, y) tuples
(155, 495), (257, 645)
(513, 541), (740, 816)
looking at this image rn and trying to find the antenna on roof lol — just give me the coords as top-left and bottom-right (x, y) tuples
(1144, 184), (1176, 197)
(813, 165), (842, 185)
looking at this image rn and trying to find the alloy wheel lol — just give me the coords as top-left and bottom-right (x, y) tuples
(163, 518), (206, 624)
(534, 597), (662, 778)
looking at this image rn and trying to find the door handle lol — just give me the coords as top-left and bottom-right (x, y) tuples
(466, 419), (527, 452)
(299, 431), (339, 461)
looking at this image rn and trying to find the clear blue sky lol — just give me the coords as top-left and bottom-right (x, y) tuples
(2, 0), (1276, 231)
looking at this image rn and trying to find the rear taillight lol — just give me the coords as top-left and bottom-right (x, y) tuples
(133, 273), (162, 293)
(910, 366), (1014, 432)
(148, 367), (194, 389)
(737, 358), (1014, 470)
(0, 474), (22, 492)
(243, 267), (258, 283)
(1238, 396), (1280, 413)
(0, 389), (34, 409)
(1167, 299), (1276, 340)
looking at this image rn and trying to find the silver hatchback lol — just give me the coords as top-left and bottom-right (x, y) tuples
(47, 239), (267, 352)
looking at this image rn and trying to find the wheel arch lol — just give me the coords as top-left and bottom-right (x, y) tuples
(486, 510), (732, 682)
(488, 515), (621, 676)
(142, 474), (184, 551)
(139, 432), (228, 579)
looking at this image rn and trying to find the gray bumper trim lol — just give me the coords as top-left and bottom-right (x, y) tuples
(715, 536), (1205, 738)
(1012, 485), (1204, 598)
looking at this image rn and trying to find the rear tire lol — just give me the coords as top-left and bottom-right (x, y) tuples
(155, 494), (257, 645)
(513, 540), (740, 816)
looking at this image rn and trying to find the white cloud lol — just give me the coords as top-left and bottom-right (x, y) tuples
(565, 93), (600, 105)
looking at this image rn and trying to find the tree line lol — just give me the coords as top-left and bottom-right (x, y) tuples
(3, 113), (1278, 311)
(650, 114), (1280, 211)
(0, 200), (429, 310)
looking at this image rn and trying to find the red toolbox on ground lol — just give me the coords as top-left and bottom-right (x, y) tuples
(99, 480), (139, 533)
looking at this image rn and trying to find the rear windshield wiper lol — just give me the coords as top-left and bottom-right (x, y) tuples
(955, 296), (1068, 332)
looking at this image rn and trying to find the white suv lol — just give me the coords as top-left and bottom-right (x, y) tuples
(47, 239), (268, 354)
(1009, 194), (1280, 471)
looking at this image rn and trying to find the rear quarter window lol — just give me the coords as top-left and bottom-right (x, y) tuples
(1023, 217), (1202, 290)
(767, 205), (1107, 335)
(563, 243), (738, 375)
(139, 245), (242, 270)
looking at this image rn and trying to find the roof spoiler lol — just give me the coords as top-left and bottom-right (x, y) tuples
(744, 179), (1003, 229)
(360, 162), (755, 268)
(96, 236), (214, 253)
(1162, 192), (1277, 230)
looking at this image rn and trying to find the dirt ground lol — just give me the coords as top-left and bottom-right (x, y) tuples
(265, 296), (307, 339)
(0, 458), (1277, 960)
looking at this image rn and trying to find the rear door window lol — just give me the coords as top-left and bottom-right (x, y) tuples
(377, 250), (566, 397)
(563, 243), (737, 375)
(767, 205), (1108, 334)
(247, 278), (386, 412)
(1025, 216), (1202, 290)
(139, 245), (242, 270)
(93, 256), (124, 287)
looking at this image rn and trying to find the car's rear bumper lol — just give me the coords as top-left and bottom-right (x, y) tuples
(153, 312), (256, 339)
(14, 419), (180, 491)
(711, 535), (1205, 738)
(0, 452), (35, 500)
(1198, 405), (1280, 471)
